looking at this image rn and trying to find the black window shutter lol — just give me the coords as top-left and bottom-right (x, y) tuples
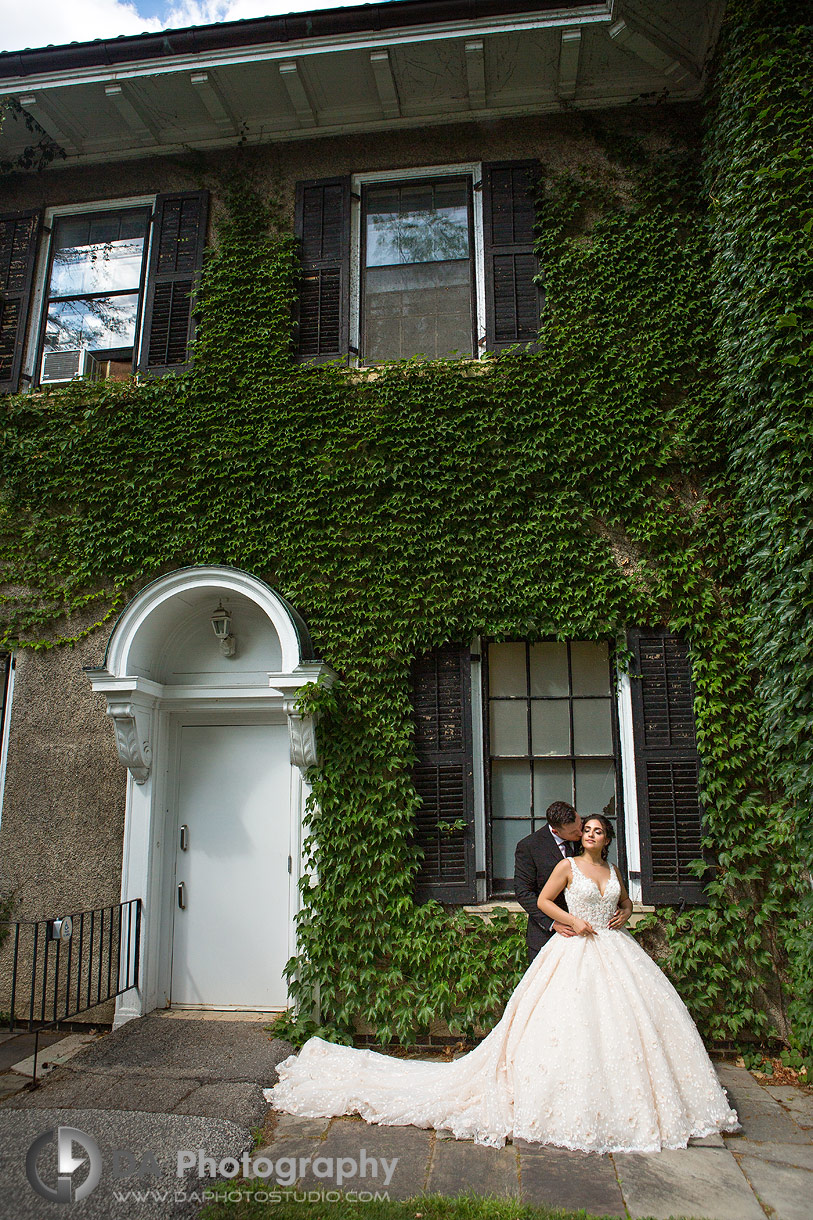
(628, 628), (708, 905)
(294, 177), (350, 363)
(0, 209), (41, 395)
(481, 161), (541, 352)
(139, 190), (209, 375)
(410, 643), (476, 903)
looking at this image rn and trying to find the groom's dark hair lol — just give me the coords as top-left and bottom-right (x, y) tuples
(546, 801), (579, 829)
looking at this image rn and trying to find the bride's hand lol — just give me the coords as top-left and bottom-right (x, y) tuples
(571, 917), (595, 936)
(609, 908), (630, 929)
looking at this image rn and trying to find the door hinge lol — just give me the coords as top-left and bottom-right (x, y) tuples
(288, 855), (292, 874)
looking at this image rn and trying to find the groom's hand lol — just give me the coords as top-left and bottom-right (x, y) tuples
(552, 920), (577, 938)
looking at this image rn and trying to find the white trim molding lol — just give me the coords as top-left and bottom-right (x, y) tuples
(86, 565), (335, 1025)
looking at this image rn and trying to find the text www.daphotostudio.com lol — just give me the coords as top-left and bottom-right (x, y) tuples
(25, 1125), (398, 1204)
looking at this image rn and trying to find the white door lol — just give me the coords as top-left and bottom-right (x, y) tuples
(170, 721), (291, 1009)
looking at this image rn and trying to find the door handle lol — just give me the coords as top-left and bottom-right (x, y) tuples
(180, 825), (189, 851)
(177, 882), (186, 910)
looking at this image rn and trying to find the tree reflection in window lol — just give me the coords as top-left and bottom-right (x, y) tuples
(363, 179), (474, 363)
(41, 207), (150, 379)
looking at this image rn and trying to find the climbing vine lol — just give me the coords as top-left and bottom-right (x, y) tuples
(702, 0), (813, 1059)
(0, 1), (810, 1059)
(0, 99), (65, 175)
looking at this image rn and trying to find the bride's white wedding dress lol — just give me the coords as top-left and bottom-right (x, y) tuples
(269, 858), (739, 1153)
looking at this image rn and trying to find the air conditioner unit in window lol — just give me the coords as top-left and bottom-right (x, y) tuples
(41, 349), (92, 384)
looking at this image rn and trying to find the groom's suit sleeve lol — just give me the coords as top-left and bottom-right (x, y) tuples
(514, 837), (555, 934)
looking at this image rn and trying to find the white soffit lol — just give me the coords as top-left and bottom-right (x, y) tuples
(0, 3), (725, 165)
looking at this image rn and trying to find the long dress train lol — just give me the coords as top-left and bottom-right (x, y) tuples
(269, 859), (739, 1153)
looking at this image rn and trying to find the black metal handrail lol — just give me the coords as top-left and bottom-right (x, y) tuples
(0, 899), (141, 1083)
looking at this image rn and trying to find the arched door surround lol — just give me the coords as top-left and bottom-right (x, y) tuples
(86, 565), (334, 1025)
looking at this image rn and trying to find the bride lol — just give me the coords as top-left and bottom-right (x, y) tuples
(269, 815), (739, 1153)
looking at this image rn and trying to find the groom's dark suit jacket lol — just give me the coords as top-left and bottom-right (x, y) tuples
(514, 825), (573, 962)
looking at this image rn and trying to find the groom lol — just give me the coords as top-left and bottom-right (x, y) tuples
(514, 801), (583, 963)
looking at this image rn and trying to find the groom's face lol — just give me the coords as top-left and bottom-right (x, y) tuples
(557, 815), (583, 842)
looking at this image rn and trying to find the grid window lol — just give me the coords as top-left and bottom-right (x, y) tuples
(486, 640), (620, 893)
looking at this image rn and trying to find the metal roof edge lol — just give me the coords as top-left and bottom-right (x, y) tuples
(0, 1), (607, 79)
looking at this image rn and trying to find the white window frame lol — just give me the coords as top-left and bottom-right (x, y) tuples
(0, 652), (16, 841)
(349, 163), (486, 366)
(23, 194), (157, 386)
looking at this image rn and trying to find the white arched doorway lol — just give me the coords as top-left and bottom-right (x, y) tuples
(86, 566), (333, 1026)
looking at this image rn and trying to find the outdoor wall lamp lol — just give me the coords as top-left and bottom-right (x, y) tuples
(210, 602), (237, 657)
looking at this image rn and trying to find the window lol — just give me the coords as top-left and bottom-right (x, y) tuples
(40, 207), (150, 384)
(362, 178), (475, 363)
(410, 631), (708, 908)
(0, 191), (209, 394)
(295, 161), (541, 365)
(486, 641), (620, 895)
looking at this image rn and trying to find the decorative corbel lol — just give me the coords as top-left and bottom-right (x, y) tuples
(285, 700), (320, 773)
(106, 701), (152, 785)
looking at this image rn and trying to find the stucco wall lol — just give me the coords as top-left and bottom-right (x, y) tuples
(0, 623), (125, 918)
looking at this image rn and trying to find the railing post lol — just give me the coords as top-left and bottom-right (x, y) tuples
(9, 922), (21, 1033)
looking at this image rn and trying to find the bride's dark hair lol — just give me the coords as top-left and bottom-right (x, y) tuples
(576, 814), (614, 861)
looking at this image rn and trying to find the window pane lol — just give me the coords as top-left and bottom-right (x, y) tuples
(491, 760), (530, 818)
(490, 700), (527, 756)
(364, 261), (472, 362)
(491, 817), (529, 883)
(366, 181), (469, 267)
(575, 759), (616, 818)
(43, 295), (140, 354)
(570, 641), (610, 696)
(572, 698), (613, 754)
(532, 759), (573, 818)
(50, 210), (148, 297)
(363, 179), (473, 362)
(530, 700), (570, 755)
(529, 642), (568, 696)
(488, 643), (526, 696)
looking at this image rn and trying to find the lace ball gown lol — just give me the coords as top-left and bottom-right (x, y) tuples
(269, 858), (739, 1153)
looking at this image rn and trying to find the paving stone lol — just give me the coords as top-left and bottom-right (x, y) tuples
(10, 1033), (98, 1078)
(727, 1111), (810, 1144)
(296, 1119), (430, 1199)
(613, 1145), (765, 1220)
(728, 1138), (813, 1172)
(172, 1081), (266, 1128)
(272, 1114), (332, 1138)
(0, 1031), (65, 1073)
(249, 1138), (328, 1180)
(8, 1067), (196, 1112)
(713, 1068), (810, 1143)
(56, 1013), (292, 1082)
(764, 1086), (813, 1128)
(518, 1145), (625, 1216)
(688, 1132), (725, 1147)
(427, 1138), (518, 1198)
(0, 1073), (27, 1101)
(736, 1154), (813, 1220)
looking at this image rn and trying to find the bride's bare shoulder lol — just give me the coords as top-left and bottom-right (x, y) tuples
(552, 857), (573, 885)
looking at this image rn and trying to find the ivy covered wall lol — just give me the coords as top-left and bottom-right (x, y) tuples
(0, 1), (810, 1059)
(703, 0), (813, 1058)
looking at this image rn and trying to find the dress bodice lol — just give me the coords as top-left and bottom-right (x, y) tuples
(564, 857), (620, 930)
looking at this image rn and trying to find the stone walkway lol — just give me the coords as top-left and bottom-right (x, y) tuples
(256, 1062), (813, 1220)
(0, 1015), (811, 1219)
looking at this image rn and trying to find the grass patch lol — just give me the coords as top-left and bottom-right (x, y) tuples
(199, 1186), (626, 1220)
